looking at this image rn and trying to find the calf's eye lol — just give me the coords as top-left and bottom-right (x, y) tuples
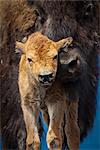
(27, 58), (33, 63)
(53, 55), (58, 60)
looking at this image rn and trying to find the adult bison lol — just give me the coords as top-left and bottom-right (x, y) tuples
(0, 0), (99, 149)
(33, 0), (99, 138)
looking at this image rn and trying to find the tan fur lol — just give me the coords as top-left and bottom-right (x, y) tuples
(17, 32), (79, 150)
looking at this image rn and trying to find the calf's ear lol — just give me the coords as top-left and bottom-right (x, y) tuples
(57, 37), (73, 51)
(15, 41), (25, 54)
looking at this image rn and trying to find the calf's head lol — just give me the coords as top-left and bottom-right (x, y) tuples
(16, 32), (73, 86)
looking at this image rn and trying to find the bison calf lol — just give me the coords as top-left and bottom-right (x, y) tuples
(16, 32), (74, 150)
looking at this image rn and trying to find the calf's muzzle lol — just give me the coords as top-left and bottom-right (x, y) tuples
(38, 73), (54, 84)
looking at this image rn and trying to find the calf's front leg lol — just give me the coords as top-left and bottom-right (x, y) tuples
(21, 103), (40, 150)
(46, 101), (66, 150)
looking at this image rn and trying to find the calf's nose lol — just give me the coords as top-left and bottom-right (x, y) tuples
(38, 73), (53, 84)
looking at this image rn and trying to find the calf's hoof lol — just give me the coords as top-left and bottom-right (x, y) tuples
(26, 141), (40, 150)
(26, 134), (40, 150)
(47, 129), (61, 150)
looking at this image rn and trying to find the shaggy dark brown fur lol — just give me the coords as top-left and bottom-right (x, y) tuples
(32, 0), (99, 143)
(0, 0), (40, 149)
(0, 0), (99, 149)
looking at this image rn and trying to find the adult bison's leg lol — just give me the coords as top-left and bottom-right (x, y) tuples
(21, 104), (40, 150)
(46, 100), (66, 150)
(65, 100), (80, 150)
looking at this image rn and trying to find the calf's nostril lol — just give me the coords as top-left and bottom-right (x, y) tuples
(39, 75), (44, 79)
(48, 73), (53, 78)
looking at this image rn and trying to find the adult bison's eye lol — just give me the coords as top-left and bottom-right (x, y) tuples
(53, 55), (58, 60)
(27, 58), (33, 63)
